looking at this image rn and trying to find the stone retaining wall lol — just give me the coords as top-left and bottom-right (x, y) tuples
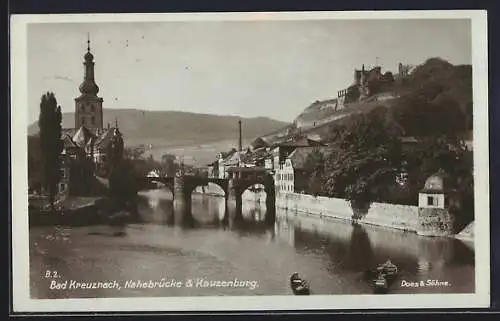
(276, 192), (419, 232)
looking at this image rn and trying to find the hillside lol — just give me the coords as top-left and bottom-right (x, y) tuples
(28, 109), (288, 146)
(256, 57), (472, 145)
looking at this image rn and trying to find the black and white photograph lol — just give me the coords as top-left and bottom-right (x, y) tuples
(10, 11), (490, 312)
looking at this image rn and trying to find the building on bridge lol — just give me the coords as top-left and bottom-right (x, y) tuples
(57, 37), (124, 198)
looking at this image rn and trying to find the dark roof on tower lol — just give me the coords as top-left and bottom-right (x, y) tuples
(79, 81), (99, 96)
(84, 51), (94, 62)
(78, 39), (100, 96)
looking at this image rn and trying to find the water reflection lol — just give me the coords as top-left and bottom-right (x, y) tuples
(31, 189), (473, 298)
(138, 189), (474, 290)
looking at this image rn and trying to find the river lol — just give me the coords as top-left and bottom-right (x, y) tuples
(29, 189), (475, 299)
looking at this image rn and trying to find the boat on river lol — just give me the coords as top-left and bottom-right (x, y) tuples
(290, 273), (311, 295)
(364, 260), (399, 294)
(377, 259), (398, 276)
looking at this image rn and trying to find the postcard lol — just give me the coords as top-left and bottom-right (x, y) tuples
(10, 10), (490, 312)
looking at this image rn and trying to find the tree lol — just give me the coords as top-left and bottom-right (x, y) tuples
(383, 71), (394, 82)
(38, 92), (63, 207)
(107, 134), (140, 212)
(302, 148), (327, 196)
(403, 135), (473, 199)
(322, 106), (403, 210)
(161, 153), (177, 177)
(28, 136), (43, 193)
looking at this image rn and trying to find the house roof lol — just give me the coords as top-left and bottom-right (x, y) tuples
(72, 126), (94, 148)
(220, 148), (236, 160)
(240, 147), (271, 165)
(287, 146), (334, 169)
(61, 128), (78, 138)
(220, 148), (237, 161)
(226, 166), (267, 173)
(251, 137), (269, 149)
(62, 134), (78, 149)
(61, 126), (122, 152)
(420, 172), (452, 193)
(94, 128), (117, 150)
(273, 136), (325, 149)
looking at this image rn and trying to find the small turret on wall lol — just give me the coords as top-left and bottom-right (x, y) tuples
(417, 173), (455, 236)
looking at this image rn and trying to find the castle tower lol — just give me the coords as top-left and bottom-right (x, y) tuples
(360, 64), (366, 85)
(74, 35), (104, 134)
(354, 69), (361, 86)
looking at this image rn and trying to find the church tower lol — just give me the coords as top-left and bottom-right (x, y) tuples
(74, 35), (104, 134)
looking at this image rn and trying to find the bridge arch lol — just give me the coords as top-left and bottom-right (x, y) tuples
(190, 183), (227, 224)
(136, 176), (175, 197)
(235, 178), (274, 199)
(240, 183), (269, 222)
(241, 183), (267, 202)
(150, 179), (175, 196)
(183, 177), (229, 198)
(190, 182), (226, 198)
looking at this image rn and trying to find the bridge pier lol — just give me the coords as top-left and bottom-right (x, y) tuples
(173, 173), (194, 226)
(265, 182), (276, 224)
(226, 178), (243, 221)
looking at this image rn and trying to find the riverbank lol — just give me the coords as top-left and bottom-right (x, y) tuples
(29, 191), (476, 298)
(275, 192), (476, 240)
(276, 192), (419, 233)
(29, 196), (110, 227)
(455, 222), (474, 249)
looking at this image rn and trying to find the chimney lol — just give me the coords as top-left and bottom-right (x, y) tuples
(238, 119), (242, 152)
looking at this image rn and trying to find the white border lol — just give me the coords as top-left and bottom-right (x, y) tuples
(10, 10), (490, 312)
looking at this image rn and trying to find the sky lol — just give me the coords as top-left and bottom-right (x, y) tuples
(27, 18), (472, 124)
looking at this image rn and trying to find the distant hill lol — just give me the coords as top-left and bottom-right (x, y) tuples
(28, 108), (289, 152)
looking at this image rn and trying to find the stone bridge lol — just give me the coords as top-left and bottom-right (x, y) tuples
(136, 167), (276, 225)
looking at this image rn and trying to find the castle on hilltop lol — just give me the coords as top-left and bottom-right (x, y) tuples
(337, 64), (392, 105)
(294, 62), (413, 130)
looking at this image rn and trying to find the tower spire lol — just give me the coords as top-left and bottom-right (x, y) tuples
(87, 32), (90, 52)
(115, 117), (118, 128)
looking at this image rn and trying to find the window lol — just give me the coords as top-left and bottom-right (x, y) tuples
(59, 183), (66, 193)
(81, 118), (85, 126)
(60, 168), (66, 179)
(427, 196), (436, 206)
(91, 104), (95, 112)
(91, 116), (95, 125)
(80, 105), (85, 112)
